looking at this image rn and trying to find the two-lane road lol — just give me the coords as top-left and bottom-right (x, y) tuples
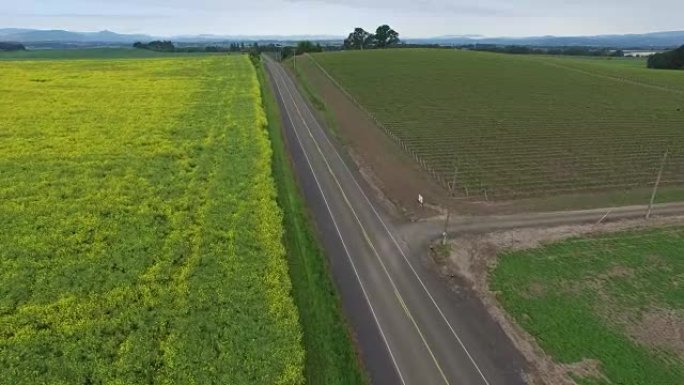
(264, 57), (528, 385)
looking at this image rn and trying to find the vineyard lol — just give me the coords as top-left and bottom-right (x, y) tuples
(492, 226), (684, 383)
(0, 56), (304, 384)
(312, 49), (684, 199)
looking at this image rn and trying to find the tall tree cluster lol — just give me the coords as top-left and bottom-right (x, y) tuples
(133, 40), (175, 51)
(648, 45), (684, 70)
(0, 42), (25, 51)
(296, 40), (323, 55)
(344, 25), (400, 50)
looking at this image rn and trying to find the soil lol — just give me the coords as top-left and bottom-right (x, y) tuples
(627, 308), (684, 360)
(560, 359), (606, 382)
(600, 265), (635, 279)
(439, 216), (684, 385)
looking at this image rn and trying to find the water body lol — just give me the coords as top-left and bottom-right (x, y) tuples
(623, 50), (662, 57)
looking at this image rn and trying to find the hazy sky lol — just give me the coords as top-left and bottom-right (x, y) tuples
(2, 0), (683, 37)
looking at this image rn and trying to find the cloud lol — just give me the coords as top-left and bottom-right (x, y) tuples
(3, 0), (684, 38)
(282, 0), (512, 16)
(15, 13), (168, 19)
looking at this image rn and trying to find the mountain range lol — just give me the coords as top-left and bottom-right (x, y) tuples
(408, 30), (684, 48)
(1, 28), (683, 48)
(0, 28), (341, 46)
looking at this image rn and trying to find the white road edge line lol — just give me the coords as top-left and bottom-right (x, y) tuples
(275, 64), (452, 384)
(266, 61), (408, 385)
(283, 58), (493, 385)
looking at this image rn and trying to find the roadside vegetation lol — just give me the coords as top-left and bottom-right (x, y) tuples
(310, 48), (684, 200)
(491, 226), (684, 384)
(283, 56), (340, 138)
(0, 55), (304, 384)
(256, 59), (368, 385)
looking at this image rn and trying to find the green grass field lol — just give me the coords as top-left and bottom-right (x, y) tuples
(0, 56), (304, 384)
(311, 49), (684, 199)
(258, 62), (367, 385)
(491, 227), (684, 384)
(530, 55), (683, 93)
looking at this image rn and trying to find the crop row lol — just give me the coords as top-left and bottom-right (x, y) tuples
(314, 49), (684, 199)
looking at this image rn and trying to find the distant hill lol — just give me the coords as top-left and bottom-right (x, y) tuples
(1, 28), (682, 49)
(0, 29), (154, 44)
(0, 28), (341, 46)
(408, 31), (684, 49)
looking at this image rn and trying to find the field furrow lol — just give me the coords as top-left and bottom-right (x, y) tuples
(313, 49), (684, 199)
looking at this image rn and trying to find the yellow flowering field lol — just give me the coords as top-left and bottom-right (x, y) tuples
(0, 56), (303, 384)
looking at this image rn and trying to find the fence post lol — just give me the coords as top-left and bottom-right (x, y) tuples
(646, 148), (669, 219)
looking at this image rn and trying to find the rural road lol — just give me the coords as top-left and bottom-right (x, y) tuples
(409, 202), (684, 241)
(265, 57), (529, 385)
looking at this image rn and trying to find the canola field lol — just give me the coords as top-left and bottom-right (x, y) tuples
(0, 56), (304, 384)
(312, 49), (684, 199)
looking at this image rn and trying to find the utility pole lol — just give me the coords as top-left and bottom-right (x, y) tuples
(646, 148), (669, 220)
(442, 165), (458, 245)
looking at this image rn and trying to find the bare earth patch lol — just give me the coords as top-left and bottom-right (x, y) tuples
(561, 359), (606, 382)
(440, 216), (684, 385)
(600, 265), (635, 279)
(627, 308), (684, 360)
(524, 282), (547, 299)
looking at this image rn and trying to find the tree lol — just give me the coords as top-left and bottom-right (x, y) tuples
(296, 40), (323, 55)
(343, 25), (401, 50)
(0, 42), (25, 51)
(281, 46), (295, 60)
(648, 45), (684, 70)
(374, 24), (400, 48)
(132, 40), (175, 52)
(344, 28), (372, 50)
(248, 45), (261, 65)
(364, 33), (377, 49)
(611, 49), (624, 57)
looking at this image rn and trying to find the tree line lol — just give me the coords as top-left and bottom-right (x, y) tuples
(344, 25), (400, 49)
(648, 45), (684, 70)
(460, 44), (625, 57)
(0, 42), (26, 51)
(133, 40), (245, 53)
(133, 41), (175, 51)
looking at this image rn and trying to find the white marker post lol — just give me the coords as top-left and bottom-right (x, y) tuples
(418, 194), (424, 208)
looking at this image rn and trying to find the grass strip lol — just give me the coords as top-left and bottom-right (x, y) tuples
(256, 60), (368, 385)
(284, 56), (340, 138)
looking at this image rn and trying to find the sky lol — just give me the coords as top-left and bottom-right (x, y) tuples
(1, 0), (683, 38)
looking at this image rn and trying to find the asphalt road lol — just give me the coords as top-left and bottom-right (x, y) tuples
(265, 57), (529, 385)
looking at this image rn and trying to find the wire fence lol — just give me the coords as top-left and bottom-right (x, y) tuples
(305, 54), (453, 193)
